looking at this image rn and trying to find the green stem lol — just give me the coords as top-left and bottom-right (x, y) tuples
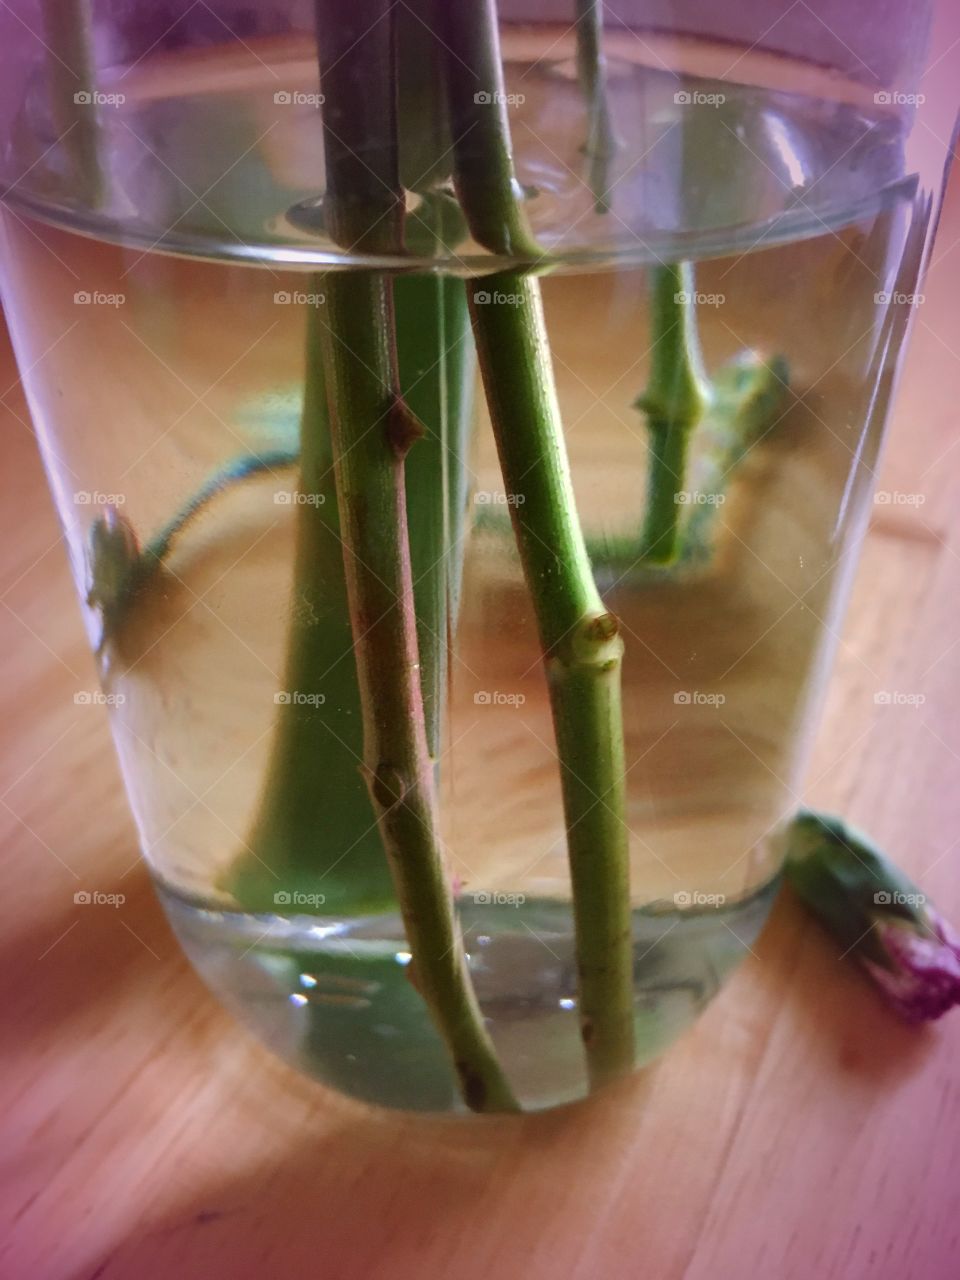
(577, 351), (790, 576)
(469, 275), (635, 1086)
(575, 0), (619, 211)
(640, 420), (693, 565)
(318, 270), (516, 1113)
(439, 0), (542, 259)
(145, 450), (297, 564)
(229, 303), (397, 915)
(312, 0), (517, 1112)
(86, 450), (297, 654)
(40, 0), (104, 208)
(229, 198), (475, 916)
(636, 262), (712, 566)
(440, 0), (635, 1088)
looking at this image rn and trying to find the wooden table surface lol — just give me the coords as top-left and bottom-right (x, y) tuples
(4, 174), (960, 1280)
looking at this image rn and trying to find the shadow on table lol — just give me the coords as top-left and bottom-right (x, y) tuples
(2, 861), (193, 1048)
(73, 1066), (654, 1280)
(67, 885), (944, 1280)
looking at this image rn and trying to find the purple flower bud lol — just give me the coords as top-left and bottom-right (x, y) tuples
(864, 910), (960, 1022)
(784, 810), (960, 1022)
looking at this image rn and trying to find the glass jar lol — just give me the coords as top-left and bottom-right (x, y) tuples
(1, 0), (956, 1113)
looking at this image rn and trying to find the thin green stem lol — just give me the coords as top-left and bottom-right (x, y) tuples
(636, 263), (712, 566)
(317, 270), (517, 1113)
(573, 351), (790, 575)
(312, 0), (518, 1111)
(575, 0), (619, 211)
(440, 0), (635, 1089)
(86, 451), (297, 654)
(40, 0), (104, 207)
(640, 421), (693, 565)
(229, 193), (475, 915)
(145, 451), (298, 564)
(439, 0), (542, 259)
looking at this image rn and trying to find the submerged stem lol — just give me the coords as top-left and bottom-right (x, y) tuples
(636, 263), (712, 565)
(469, 275), (635, 1086)
(641, 420), (693, 564)
(440, 0), (635, 1088)
(40, 0), (105, 207)
(439, 0), (541, 258)
(311, 0), (517, 1111)
(317, 271), (517, 1112)
(575, 0), (619, 211)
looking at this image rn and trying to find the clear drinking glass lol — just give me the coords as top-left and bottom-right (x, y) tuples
(1, 0), (956, 1113)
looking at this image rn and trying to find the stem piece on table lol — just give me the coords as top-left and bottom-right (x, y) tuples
(785, 810), (960, 1023)
(574, 0), (620, 212)
(313, 0), (517, 1111)
(635, 262), (712, 566)
(441, 0), (636, 1089)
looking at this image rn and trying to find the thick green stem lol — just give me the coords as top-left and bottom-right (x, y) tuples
(310, 0), (517, 1111)
(575, 0), (619, 211)
(469, 275), (635, 1086)
(440, 0), (635, 1088)
(636, 263), (712, 566)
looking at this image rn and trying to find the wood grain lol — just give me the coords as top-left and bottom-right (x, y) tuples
(3, 179), (960, 1280)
